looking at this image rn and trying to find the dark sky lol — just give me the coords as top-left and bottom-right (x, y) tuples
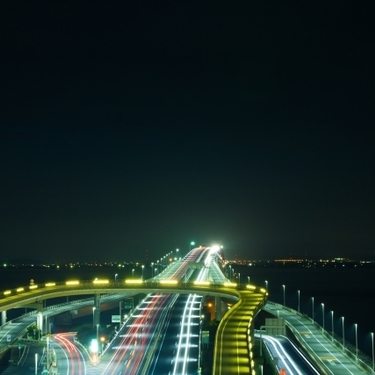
(1, 1), (374, 262)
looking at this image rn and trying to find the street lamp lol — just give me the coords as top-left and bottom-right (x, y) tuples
(96, 324), (99, 351)
(238, 272), (241, 285)
(115, 273), (118, 282)
(228, 265), (232, 281)
(141, 265), (144, 280)
(100, 336), (105, 353)
(354, 323), (358, 362)
(342, 316), (345, 348)
(132, 269), (135, 278)
(151, 262), (154, 278)
(297, 290), (300, 313)
(92, 307), (96, 327)
(331, 310), (334, 340)
(247, 276), (250, 284)
(282, 285), (285, 306)
(311, 297), (315, 322)
(190, 241), (195, 252)
(370, 332), (374, 373)
(265, 280), (268, 292)
(321, 303), (325, 331)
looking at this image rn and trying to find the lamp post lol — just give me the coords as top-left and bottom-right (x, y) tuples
(331, 310), (334, 340)
(354, 323), (358, 362)
(371, 332), (374, 373)
(115, 273), (118, 282)
(92, 307), (96, 327)
(119, 301), (122, 324)
(96, 324), (99, 351)
(311, 297), (315, 322)
(151, 263), (154, 278)
(229, 265), (232, 281)
(238, 272), (241, 285)
(321, 303), (325, 331)
(247, 276), (250, 284)
(265, 280), (268, 292)
(100, 336), (105, 354)
(297, 290), (300, 313)
(132, 269), (135, 278)
(282, 285), (285, 306)
(342, 316), (345, 348)
(190, 241), (195, 253)
(141, 265), (144, 280)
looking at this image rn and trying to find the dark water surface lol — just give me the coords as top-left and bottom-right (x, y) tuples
(1, 264), (374, 357)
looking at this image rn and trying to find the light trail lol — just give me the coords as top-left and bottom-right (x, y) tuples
(54, 332), (86, 375)
(102, 293), (169, 375)
(171, 247), (215, 375)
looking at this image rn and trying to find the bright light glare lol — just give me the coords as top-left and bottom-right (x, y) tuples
(66, 280), (80, 285)
(160, 279), (178, 285)
(211, 245), (220, 252)
(223, 282), (237, 287)
(90, 339), (99, 353)
(93, 279), (109, 284)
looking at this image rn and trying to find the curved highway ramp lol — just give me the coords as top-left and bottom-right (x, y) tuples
(213, 288), (266, 375)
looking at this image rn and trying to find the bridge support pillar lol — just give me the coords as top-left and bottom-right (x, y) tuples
(43, 315), (52, 335)
(1, 310), (6, 326)
(215, 296), (223, 321)
(93, 293), (100, 327)
(32, 301), (44, 333)
(37, 311), (44, 333)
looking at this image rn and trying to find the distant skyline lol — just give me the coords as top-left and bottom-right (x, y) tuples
(1, 2), (374, 262)
(3, 254), (375, 266)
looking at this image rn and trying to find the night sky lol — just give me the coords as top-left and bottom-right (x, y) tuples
(1, 1), (374, 263)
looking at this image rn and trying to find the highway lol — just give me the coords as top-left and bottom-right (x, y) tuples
(100, 293), (178, 375)
(82, 246), (211, 375)
(264, 301), (370, 375)
(2, 247), (365, 374)
(0, 248), (264, 375)
(54, 332), (85, 375)
(257, 333), (320, 375)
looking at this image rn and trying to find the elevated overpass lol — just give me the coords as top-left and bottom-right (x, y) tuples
(0, 275), (267, 374)
(0, 279), (263, 313)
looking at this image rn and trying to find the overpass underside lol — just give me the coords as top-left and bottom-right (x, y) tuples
(213, 289), (266, 375)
